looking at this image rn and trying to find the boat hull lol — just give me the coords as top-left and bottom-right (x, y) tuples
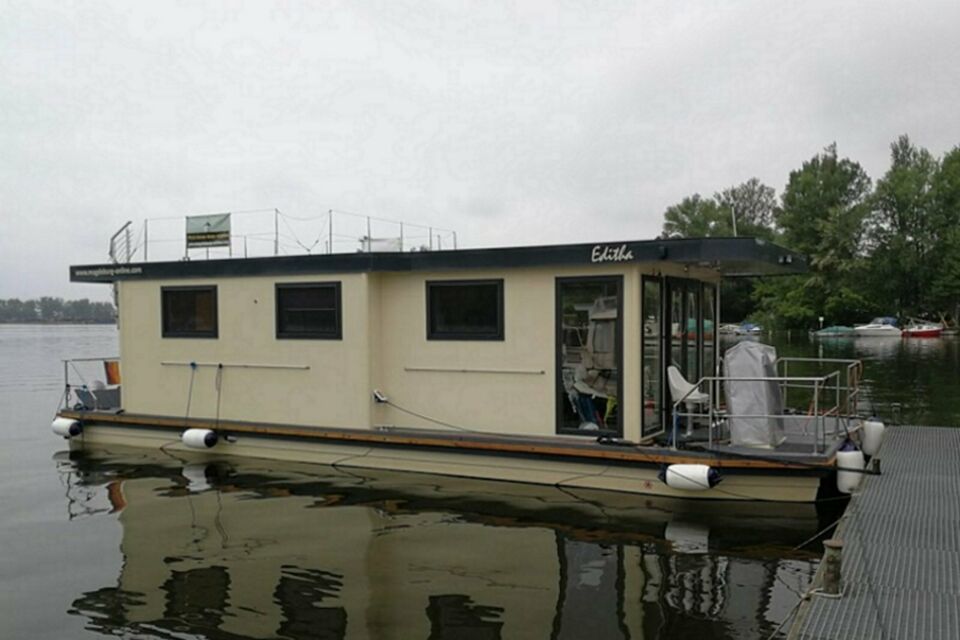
(853, 326), (902, 337)
(902, 326), (942, 338)
(58, 412), (827, 503)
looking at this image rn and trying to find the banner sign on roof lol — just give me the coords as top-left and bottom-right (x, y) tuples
(186, 213), (231, 248)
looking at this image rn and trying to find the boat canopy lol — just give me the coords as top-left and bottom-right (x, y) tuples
(70, 237), (807, 283)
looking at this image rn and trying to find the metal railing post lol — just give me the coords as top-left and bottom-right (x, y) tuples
(144, 219), (149, 261)
(63, 360), (69, 410)
(813, 379), (820, 454)
(783, 359), (788, 408)
(274, 208), (279, 256)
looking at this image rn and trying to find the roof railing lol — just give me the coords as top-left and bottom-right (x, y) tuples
(105, 209), (458, 264)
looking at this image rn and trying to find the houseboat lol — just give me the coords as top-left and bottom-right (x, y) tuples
(53, 233), (878, 502)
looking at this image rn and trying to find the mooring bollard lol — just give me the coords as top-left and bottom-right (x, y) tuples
(823, 538), (844, 595)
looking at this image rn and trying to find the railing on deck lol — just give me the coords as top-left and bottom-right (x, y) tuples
(671, 358), (863, 455)
(61, 357), (122, 411)
(778, 357), (862, 419)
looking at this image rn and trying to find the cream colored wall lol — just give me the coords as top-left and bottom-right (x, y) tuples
(118, 273), (373, 428)
(372, 265), (643, 441)
(118, 261), (721, 439)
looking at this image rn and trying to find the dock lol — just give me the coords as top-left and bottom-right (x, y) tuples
(789, 425), (960, 639)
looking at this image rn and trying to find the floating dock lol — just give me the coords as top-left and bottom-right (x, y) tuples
(790, 425), (960, 639)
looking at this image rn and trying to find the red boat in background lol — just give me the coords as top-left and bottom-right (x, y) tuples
(902, 322), (943, 338)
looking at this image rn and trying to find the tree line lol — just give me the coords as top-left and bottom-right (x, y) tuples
(661, 135), (960, 329)
(0, 297), (116, 324)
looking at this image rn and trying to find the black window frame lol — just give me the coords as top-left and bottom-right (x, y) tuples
(275, 282), (343, 340)
(426, 279), (505, 341)
(161, 285), (219, 339)
(554, 275), (624, 437)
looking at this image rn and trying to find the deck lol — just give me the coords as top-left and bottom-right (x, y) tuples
(789, 425), (960, 639)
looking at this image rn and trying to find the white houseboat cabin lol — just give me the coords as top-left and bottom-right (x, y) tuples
(55, 236), (879, 502)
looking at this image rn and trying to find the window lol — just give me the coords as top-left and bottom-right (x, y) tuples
(161, 286), (218, 338)
(427, 280), (504, 340)
(276, 282), (342, 339)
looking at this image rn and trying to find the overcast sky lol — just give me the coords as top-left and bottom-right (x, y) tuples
(3, 0), (959, 300)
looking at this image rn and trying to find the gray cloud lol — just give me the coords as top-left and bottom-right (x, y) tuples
(2, 0), (959, 298)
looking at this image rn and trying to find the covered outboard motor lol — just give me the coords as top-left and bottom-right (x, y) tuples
(724, 341), (786, 448)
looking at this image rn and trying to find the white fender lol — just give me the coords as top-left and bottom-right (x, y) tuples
(661, 464), (722, 491)
(836, 448), (865, 494)
(182, 428), (218, 449)
(51, 417), (82, 438)
(861, 419), (885, 457)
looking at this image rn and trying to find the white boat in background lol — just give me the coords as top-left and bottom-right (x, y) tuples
(853, 317), (902, 337)
(718, 323), (740, 335)
(734, 322), (764, 335)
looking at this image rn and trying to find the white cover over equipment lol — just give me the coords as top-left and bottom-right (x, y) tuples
(723, 341), (786, 448)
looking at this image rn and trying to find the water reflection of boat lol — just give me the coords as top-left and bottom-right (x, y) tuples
(60, 447), (828, 640)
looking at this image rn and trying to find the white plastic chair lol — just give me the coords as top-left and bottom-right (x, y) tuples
(667, 365), (709, 437)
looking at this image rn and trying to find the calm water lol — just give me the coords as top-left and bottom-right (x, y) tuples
(1, 325), (956, 639)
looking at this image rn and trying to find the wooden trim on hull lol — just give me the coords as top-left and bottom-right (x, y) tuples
(58, 410), (833, 473)
(58, 411), (833, 503)
(67, 422), (824, 502)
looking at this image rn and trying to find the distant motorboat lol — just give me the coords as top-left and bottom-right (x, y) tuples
(812, 325), (854, 338)
(902, 322), (943, 338)
(734, 322), (763, 335)
(853, 317), (902, 337)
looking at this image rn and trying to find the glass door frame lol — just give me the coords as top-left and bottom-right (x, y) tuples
(554, 275), (624, 437)
(641, 275), (665, 438)
(661, 277), (712, 429)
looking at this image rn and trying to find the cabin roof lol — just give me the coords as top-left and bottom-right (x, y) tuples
(70, 236), (806, 283)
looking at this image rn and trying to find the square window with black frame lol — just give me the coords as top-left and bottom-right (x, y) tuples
(276, 283), (342, 339)
(161, 286), (218, 338)
(426, 280), (504, 341)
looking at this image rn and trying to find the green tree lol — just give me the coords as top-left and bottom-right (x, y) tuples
(715, 178), (778, 240)
(38, 297), (64, 322)
(662, 194), (731, 238)
(0, 298), (114, 323)
(927, 145), (960, 320)
(661, 180), (779, 321)
(756, 144), (872, 328)
(867, 135), (942, 316)
(778, 143), (871, 256)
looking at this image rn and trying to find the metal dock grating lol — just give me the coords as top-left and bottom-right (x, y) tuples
(791, 425), (960, 639)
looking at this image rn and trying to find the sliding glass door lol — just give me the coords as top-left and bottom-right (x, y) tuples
(556, 276), (623, 436)
(659, 278), (718, 429)
(641, 277), (663, 437)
